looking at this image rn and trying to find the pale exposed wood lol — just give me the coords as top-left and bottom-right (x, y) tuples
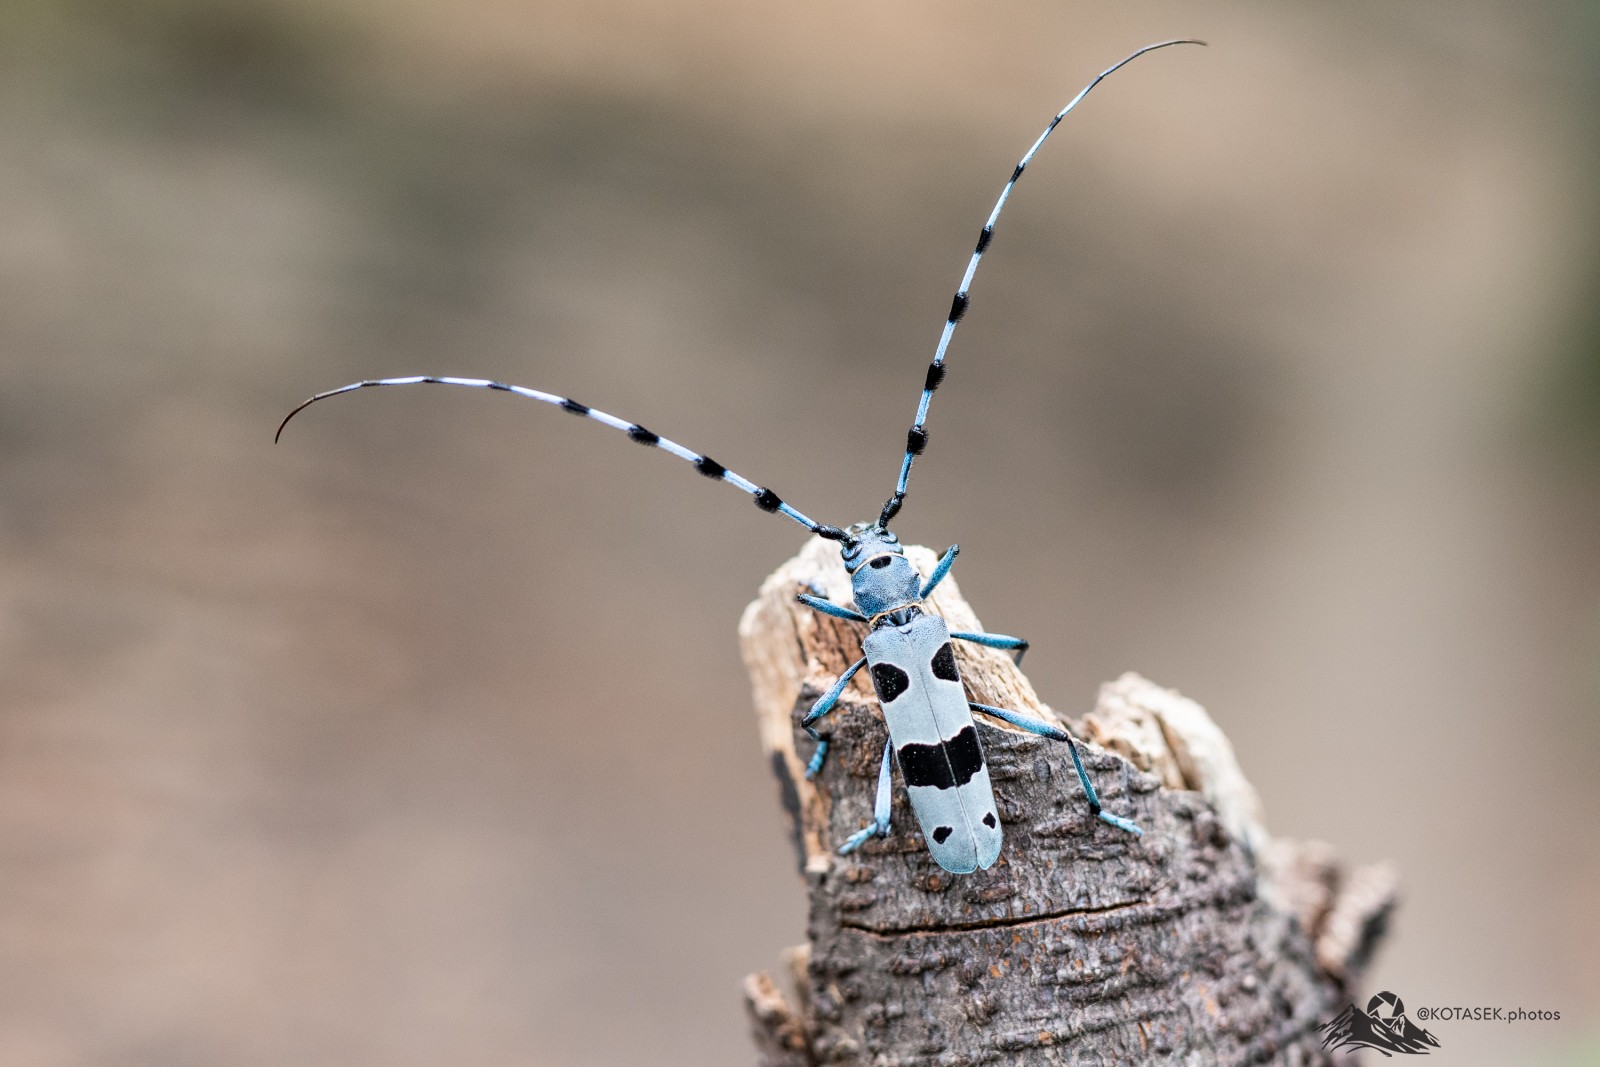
(739, 538), (1396, 1066)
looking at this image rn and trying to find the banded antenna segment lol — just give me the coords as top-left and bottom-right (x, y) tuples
(878, 38), (1205, 528)
(277, 376), (848, 540)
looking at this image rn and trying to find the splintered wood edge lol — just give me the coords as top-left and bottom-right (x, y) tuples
(1086, 671), (1271, 857)
(742, 945), (816, 1067)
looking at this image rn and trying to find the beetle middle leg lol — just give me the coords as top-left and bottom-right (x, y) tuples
(951, 629), (1029, 666)
(968, 700), (1143, 836)
(801, 656), (866, 778)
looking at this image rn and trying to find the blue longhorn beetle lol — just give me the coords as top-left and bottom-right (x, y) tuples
(278, 40), (1201, 874)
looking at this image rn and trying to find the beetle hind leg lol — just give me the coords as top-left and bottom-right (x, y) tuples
(968, 700), (1143, 837)
(838, 739), (894, 854)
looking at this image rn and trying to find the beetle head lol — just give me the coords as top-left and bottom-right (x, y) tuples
(840, 524), (920, 618)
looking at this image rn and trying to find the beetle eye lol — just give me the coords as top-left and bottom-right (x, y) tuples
(868, 555), (893, 569)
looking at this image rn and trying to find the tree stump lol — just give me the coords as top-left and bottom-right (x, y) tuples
(739, 538), (1398, 1066)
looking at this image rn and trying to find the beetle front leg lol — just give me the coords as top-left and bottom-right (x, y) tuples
(796, 581), (869, 623)
(918, 544), (960, 599)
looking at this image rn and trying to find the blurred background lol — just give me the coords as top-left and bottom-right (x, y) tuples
(1, 1), (1597, 1064)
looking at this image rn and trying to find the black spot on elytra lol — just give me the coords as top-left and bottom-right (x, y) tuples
(898, 727), (983, 790)
(754, 488), (782, 512)
(932, 826), (954, 844)
(930, 642), (958, 682)
(982, 812), (997, 829)
(898, 742), (951, 788)
(906, 426), (928, 455)
(627, 425), (659, 445)
(945, 726), (984, 784)
(560, 398), (590, 416)
(870, 662), (910, 703)
(902, 748), (947, 790)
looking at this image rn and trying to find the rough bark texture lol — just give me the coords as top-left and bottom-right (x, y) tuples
(739, 538), (1398, 1066)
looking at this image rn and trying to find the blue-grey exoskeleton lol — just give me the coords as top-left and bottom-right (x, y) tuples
(276, 40), (1199, 874)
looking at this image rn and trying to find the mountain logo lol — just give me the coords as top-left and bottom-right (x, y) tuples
(1319, 991), (1442, 1056)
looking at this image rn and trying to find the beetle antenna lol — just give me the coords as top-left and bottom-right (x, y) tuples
(876, 38), (1205, 529)
(277, 376), (849, 540)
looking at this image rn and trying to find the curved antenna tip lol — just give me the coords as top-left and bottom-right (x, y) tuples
(879, 36), (1206, 517)
(274, 398), (314, 443)
(275, 382), (364, 443)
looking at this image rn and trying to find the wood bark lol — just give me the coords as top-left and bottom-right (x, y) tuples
(739, 538), (1397, 1066)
